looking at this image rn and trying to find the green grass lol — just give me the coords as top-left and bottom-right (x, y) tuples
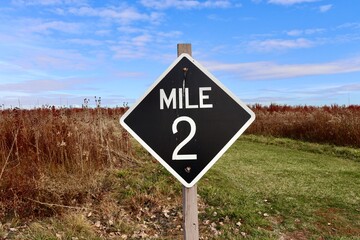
(198, 135), (360, 239)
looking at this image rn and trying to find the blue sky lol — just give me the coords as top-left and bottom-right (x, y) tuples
(0, 0), (359, 108)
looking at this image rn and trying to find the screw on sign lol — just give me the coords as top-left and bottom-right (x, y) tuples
(120, 53), (255, 188)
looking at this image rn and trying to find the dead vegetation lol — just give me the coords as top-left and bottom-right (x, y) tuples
(1, 105), (359, 239)
(248, 104), (360, 148)
(0, 107), (129, 220)
(0, 108), (216, 239)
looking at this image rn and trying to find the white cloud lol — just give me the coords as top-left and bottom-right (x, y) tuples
(113, 71), (145, 78)
(8, 46), (93, 71)
(68, 6), (162, 24)
(319, 4), (332, 13)
(157, 31), (182, 38)
(140, 0), (232, 9)
(0, 60), (25, 73)
(286, 30), (303, 36)
(271, 84), (360, 95)
(67, 38), (103, 46)
(245, 83), (360, 105)
(0, 79), (85, 93)
(12, 0), (86, 6)
(0, 60), (52, 80)
(324, 83), (360, 94)
(337, 22), (360, 29)
(109, 29), (182, 59)
(249, 38), (314, 52)
(12, 0), (62, 5)
(205, 56), (360, 80)
(286, 28), (325, 36)
(132, 34), (153, 46)
(110, 33), (154, 59)
(117, 26), (146, 34)
(304, 28), (325, 34)
(26, 20), (81, 34)
(268, 0), (320, 5)
(110, 45), (146, 59)
(95, 29), (111, 36)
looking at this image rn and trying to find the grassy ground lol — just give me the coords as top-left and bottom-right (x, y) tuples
(199, 135), (360, 239)
(1, 134), (359, 239)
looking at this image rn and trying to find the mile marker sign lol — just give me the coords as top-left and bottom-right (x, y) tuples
(120, 53), (255, 188)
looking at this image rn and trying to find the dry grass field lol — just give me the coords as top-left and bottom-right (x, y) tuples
(0, 107), (130, 219)
(248, 104), (360, 148)
(0, 105), (359, 239)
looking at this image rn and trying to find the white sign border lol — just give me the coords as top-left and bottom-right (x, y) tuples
(120, 53), (255, 188)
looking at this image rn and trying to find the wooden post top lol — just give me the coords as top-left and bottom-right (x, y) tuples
(177, 43), (192, 57)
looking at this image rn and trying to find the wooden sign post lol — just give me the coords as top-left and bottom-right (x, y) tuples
(120, 43), (255, 240)
(177, 43), (199, 240)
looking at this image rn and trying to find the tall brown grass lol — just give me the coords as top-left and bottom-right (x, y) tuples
(247, 104), (360, 148)
(0, 107), (129, 219)
(1, 104), (359, 220)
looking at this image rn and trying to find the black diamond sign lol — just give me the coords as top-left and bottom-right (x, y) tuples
(120, 54), (255, 187)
